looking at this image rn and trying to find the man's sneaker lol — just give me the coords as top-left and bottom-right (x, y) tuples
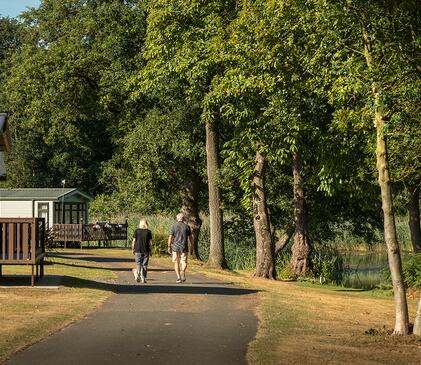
(176, 278), (182, 283)
(141, 276), (146, 284)
(181, 274), (186, 282)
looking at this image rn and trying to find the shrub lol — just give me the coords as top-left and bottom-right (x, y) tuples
(152, 232), (169, 255)
(275, 251), (294, 279)
(379, 253), (421, 289)
(402, 254), (421, 288)
(311, 243), (344, 284)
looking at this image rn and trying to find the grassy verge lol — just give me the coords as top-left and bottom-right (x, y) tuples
(185, 260), (421, 365)
(0, 252), (117, 364)
(2, 249), (420, 365)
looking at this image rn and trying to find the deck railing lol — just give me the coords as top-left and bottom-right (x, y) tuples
(0, 218), (45, 262)
(0, 218), (46, 286)
(52, 222), (128, 242)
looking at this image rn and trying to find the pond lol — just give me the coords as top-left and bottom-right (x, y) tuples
(340, 251), (389, 289)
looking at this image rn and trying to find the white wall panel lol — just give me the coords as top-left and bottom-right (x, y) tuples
(0, 200), (33, 217)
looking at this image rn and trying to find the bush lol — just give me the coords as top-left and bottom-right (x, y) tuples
(275, 251), (293, 279)
(311, 243), (344, 284)
(402, 254), (421, 288)
(379, 253), (421, 289)
(152, 232), (169, 255)
(197, 214), (256, 270)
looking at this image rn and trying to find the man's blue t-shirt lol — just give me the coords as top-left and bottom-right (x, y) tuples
(170, 222), (191, 252)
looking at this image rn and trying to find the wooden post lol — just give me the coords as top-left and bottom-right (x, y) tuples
(40, 259), (44, 277)
(31, 265), (34, 287)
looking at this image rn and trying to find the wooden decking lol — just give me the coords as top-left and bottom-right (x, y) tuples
(0, 218), (46, 286)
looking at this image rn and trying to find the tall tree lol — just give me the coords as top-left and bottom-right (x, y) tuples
(136, 1), (239, 268)
(0, 16), (20, 108)
(102, 94), (206, 257)
(317, 0), (421, 334)
(252, 146), (275, 278)
(4, 0), (146, 194)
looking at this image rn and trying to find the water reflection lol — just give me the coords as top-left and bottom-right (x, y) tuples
(341, 251), (388, 289)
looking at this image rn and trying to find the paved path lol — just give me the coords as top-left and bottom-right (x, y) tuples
(6, 253), (258, 365)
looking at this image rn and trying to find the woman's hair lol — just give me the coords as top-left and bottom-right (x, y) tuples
(176, 213), (184, 222)
(138, 218), (148, 229)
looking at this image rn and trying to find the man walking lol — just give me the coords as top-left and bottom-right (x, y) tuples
(168, 213), (192, 283)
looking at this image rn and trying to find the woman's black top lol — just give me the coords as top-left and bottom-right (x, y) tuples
(133, 228), (152, 253)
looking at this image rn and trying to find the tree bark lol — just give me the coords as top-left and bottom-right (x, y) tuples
(252, 146), (275, 279)
(375, 107), (409, 335)
(180, 172), (202, 259)
(362, 26), (409, 335)
(275, 222), (295, 255)
(413, 292), (421, 336)
(205, 120), (226, 269)
(290, 149), (311, 276)
(408, 184), (421, 253)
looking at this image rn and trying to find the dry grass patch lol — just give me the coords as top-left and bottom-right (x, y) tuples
(0, 287), (110, 363)
(187, 262), (421, 365)
(0, 251), (117, 363)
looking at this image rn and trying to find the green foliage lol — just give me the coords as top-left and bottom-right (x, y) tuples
(4, 0), (147, 193)
(100, 101), (206, 214)
(381, 254), (421, 289)
(402, 254), (421, 289)
(0, 16), (19, 107)
(198, 214), (256, 271)
(275, 252), (294, 280)
(311, 243), (344, 285)
(1, 0), (419, 284)
(274, 243), (344, 284)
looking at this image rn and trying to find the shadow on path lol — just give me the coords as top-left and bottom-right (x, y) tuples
(49, 253), (133, 264)
(61, 275), (258, 296)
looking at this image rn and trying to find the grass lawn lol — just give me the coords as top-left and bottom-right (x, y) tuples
(1, 249), (420, 365)
(186, 260), (421, 365)
(0, 251), (117, 363)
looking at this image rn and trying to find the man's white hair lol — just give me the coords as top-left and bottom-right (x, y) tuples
(176, 213), (184, 222)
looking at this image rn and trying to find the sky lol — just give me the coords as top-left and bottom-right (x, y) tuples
(0, 0), (40, 18)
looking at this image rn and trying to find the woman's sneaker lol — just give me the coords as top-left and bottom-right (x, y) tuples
(133, 269), (140, 282)
(176, 278), (182, 283)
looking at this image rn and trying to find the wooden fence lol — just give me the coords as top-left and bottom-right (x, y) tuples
(0, 218), (46, 286)
(51, 222), (128, 243)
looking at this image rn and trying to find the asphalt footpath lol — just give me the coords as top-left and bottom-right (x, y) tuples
(6, 253), (258, 365)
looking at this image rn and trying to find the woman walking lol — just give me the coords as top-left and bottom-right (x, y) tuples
(132, 218), (153, 283)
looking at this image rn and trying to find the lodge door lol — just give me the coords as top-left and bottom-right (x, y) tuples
(37, 202), (49, 228)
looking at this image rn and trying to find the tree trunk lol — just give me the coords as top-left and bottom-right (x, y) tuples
(252, 146), (275, 279)
(205, 120), (226, 269)
(362, 26), (409, 335)
(290, 149), (311, 276)
(275, 222), (295, 255)
(413, 292), (421, 336)
(181, 172), (202, 259)
(408, 184), (421, 253)
(375, 109), (409, 335)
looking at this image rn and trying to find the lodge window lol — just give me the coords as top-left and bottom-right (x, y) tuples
(55, 203), (86, 224)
